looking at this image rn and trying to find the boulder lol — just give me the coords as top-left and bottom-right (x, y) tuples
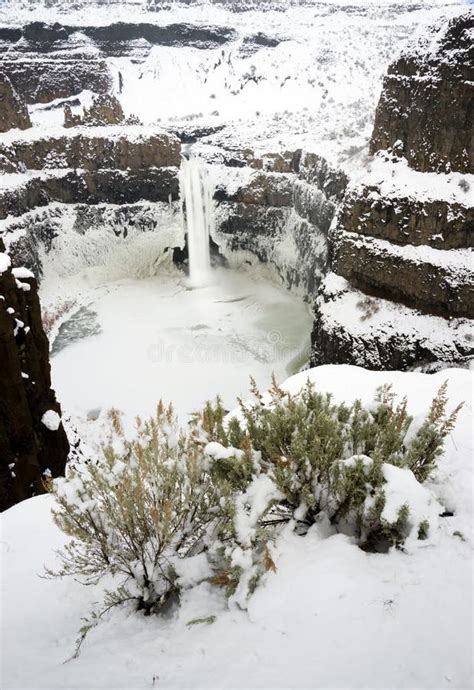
(63, 104), (82, 128)
(82, 93), (125, 126)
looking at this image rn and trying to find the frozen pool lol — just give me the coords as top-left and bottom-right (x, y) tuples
(42, 264), (312, 430)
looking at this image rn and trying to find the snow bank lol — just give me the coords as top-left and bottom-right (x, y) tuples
(381, 463), (440, 535)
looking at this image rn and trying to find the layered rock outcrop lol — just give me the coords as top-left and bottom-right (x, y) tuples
(1, 58), (113, 105)
(0, 128), (181, 274)
(0, 128), (180, 172)
(312, 12), (474, 370)
(0, 241), (69, 511)
(64, 93), (125, 128)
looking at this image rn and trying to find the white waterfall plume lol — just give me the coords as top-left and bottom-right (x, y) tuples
(179, 155), (214, 287)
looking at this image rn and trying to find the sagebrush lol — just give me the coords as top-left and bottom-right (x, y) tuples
(49, 378), (461, 653)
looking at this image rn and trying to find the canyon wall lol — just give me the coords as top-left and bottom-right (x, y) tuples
(0, 75), (181, 509)
(311, 12), (473, 370)
(0, 128), (181, 276)
(0, 240), (69, 510)
(369, 13), (473, 174)
(212, 149), (346, 297)
(0, 72), (31, 133)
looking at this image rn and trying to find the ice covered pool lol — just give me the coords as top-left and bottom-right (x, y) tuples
(43, 264), (312, 427)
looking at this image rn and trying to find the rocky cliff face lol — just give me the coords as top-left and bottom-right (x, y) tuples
(213, 149), (346, 297)
(312, 12), (474, 370)
(0, 103), (181, 512)
(0, 23), (112, 104)
(0, 128), (181, 275)
(0, 71), (31, 133)
(0, 240), (69, 511)
(0, 19), (244, 106)
(0, 127), (180, 172)
(369, 13), (473, 174)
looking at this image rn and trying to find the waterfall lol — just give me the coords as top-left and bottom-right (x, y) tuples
(179, 155), (214, 287)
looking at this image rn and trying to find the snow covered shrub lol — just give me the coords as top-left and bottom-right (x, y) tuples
(202, 377), (462, 553)
(404, 381), (462, 482)
(48, 379), (462, 640)
(48, 402), (233, 651)
(189, 398), (281, 607)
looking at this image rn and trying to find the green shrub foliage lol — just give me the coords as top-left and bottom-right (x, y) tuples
(49, 378), (462, 650)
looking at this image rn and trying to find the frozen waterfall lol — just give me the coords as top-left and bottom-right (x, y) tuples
(179, 155), (214, 287)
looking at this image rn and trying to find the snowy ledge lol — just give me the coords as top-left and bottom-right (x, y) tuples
(351, 157), (473, 206)
(317, 273), (473, 345)
(336, 228), (473, 275)
(0, 124), (179, 148)
(0, 166), (179, 194)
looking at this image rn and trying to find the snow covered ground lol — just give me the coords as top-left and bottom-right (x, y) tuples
(1, 364), (472, 689)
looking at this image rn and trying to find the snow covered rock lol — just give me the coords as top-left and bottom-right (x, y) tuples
(41, 409), (61, 431)
(311, 274), (473, 371)
(65, 93), (125, 128)
(2, 56), (112, 106)
(213, 149), (343, 298)
(0, 251), (12, 274)
(331, 228), (473, 319)
(0, 127), (181, 172)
